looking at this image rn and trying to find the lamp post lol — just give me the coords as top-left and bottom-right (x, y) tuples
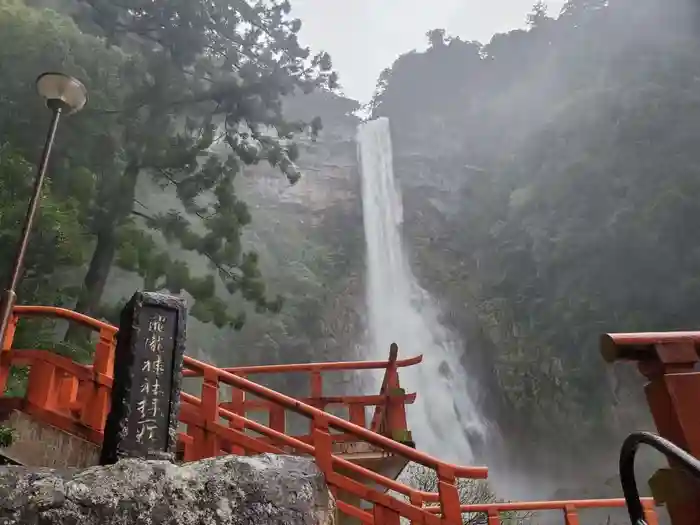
(0, 72), (88, 348)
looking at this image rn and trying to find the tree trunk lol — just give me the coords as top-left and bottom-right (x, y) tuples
(74, 227), (118, 318)
(63, 227), (118, 343)
(65, 163), (140, 342)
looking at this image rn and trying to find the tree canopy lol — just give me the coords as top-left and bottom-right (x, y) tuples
(0, 0), (337, 343)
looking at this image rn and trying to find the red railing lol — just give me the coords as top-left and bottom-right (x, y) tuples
(428, 497), (658, 525)
(0, 306), (663, 525)
(181, 342), (420, 444)
(0, 305), (485, 525)
(602, 330), (700, 525)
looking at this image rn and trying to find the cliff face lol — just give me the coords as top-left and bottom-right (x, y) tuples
(0, 454), (335, 525)
(182, 92), (367, 405)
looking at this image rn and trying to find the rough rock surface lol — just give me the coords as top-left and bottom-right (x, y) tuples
(0, 453), (336, 525)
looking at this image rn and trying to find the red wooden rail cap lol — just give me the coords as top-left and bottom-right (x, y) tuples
(601, 331), (700, 363)
(12, 305), (118, 334)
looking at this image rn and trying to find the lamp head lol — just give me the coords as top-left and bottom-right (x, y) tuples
(35, 72), (87, 115)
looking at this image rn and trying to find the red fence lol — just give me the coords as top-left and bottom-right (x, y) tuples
(602, 331), (700, 525)
(0, 306), (660, 525)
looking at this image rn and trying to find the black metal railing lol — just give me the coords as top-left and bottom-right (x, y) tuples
(620, 431), (700, 524)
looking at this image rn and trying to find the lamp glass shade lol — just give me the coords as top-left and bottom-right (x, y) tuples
(36, 72), (87, 114)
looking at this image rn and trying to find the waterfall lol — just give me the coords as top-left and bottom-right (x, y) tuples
(356, 117), (488, 464)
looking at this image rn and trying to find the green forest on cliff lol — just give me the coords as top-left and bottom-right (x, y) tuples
(369, 0), (700, 465)
(0, 0), (699, 500)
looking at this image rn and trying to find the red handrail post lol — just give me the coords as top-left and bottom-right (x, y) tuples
(371, 343), (407, 438)
(0, 313), (17, 392)
(308, 369), (323, 434)
(373, 504), (401, 525)
(642, 499), (660, 525)
(227, 373), (246, 455)
(601, 333), (700, 525)
(81, 326), (117, 430)
(57, 373), (79, 410)
(436, 464), (462, 525)
(1, 313), (17, 351)
(563, 503), (580, 525)
(200, 368), (221, 458)
(26, 359), (57, 410)
(348, 403), (366, 428)
(312, 413), (333, 475)
(383, 343), (409, 441)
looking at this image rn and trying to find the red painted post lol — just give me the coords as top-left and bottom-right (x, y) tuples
(601, 333), (700, 525)
(26, 359), (57, 410)
(1, 314), (16, 350)
(200, 368), (220, 458)
(374, 504), (401, 525)
(81, 326), (117, 430)
(312, 413), (333, 475)
(348, 403), (367, 428)
(436, 464), (462, 525)
(309, 370), (323, 434)
(57, 374), (79, 410)
(269, 405), (286, 435)
(0, 314), (18, 393)
(384, 343), (405, 439)
(486, 509), (501, 525)
(642, 499), (660, 525)
(227, 372), (246, 455)
(563, 504), (580, 525)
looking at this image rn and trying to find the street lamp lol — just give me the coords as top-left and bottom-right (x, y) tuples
(0, 72), (88, 348)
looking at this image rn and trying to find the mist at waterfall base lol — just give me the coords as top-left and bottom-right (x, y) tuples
(356, 117), (488, 465)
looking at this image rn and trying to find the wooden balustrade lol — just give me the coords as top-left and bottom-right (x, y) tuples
(182, 345), (421, 441)
(178, 353), (487, 525)
(0, 306), (118, 442)
(0, 305), (668, 525)
(424, 497), (659, 525)
(0, 305), (485, 524)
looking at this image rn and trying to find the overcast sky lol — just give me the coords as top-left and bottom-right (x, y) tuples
(291, 0), (565, 103)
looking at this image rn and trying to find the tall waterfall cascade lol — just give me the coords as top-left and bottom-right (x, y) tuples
(356, 117), (488, 464)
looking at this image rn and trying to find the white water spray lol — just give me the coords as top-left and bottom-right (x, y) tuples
(357, 117), (488, 464)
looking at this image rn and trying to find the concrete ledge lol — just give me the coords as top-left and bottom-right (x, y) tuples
(0, 409), (99, 469)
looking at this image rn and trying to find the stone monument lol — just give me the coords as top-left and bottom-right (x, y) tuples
(100, 291), (186, 465)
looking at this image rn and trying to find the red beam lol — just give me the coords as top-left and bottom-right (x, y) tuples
(221, 393), (417, 412)
(601, 331), (700, 363)
(12, 305), (118, 334)
(182, 354), (423, 377)
(424, 497), (657, 515)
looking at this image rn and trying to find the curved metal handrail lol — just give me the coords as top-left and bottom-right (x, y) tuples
(620, 431), (700, 524)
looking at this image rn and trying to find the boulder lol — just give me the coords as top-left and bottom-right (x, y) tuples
(0, 453), (336, 525)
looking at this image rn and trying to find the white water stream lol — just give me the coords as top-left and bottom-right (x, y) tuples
(357, 117), (488, 464)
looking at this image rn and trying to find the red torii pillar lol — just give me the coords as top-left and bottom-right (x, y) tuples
(601, 332), (700, 525)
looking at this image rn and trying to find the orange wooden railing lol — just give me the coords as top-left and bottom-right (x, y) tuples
(182, 342), (420, 444)
(602, 330), (700, 525)
(0, 306), (664, 525)
(0, 305), (485, 525)
(427, 497), (658, 525)
(0, 305), (117, 439)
